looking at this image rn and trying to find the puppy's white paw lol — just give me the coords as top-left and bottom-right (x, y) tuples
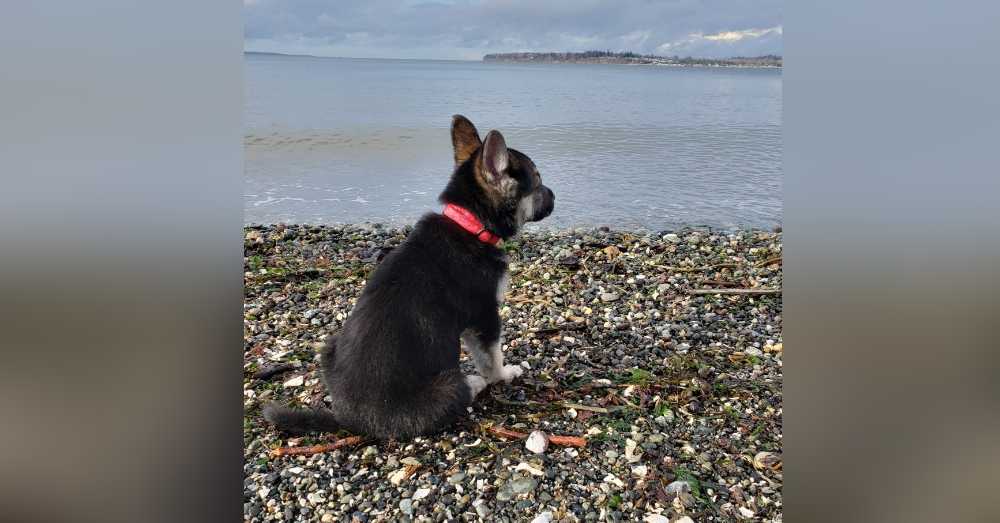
(496, 364), (524, 384)
(465, 374), (488, 398)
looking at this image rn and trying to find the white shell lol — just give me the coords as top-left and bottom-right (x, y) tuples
(525, 430), (549, 454)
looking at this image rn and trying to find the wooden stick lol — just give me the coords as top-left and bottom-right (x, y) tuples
(252, 363), (295, 381)
(754, 256), (782, 267)
(689, 288), (781, 295)
(486, 425), (529, 439)
(652, 262), (739, 273)
(507, 295), (551, 305)
(485, 425), (588, 447)
(547, 434), (589, 447)
(698, 279), (741, 287)
(531, 322), (587, 336)
(270, 435), (365, 457)
(562, 402), (611, 413)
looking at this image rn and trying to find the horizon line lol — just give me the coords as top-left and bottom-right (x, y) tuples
(243, 50), (782, 62)
(243, 51), (479, 62)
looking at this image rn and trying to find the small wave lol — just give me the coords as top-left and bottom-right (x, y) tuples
(252, 196), (307, 207)
(244, 128), (442, 152)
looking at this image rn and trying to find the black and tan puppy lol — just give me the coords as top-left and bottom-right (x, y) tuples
(263, 115), (555, 439)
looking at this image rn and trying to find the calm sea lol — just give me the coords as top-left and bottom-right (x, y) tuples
(245, 53), (781, 231)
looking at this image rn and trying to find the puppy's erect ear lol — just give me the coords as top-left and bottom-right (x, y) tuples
(480, 130), (509, 185)
(451, 115), (482, 166)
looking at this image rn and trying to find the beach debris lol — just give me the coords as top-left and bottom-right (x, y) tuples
(270, 435), (364, 457)
(281, 375), (304, 387)
(525, 430), (549, 454)
(252, 363), (295, 381)
(753, 451), (782, 472)
(485, 425), (587, 447)
(513, 462), (545, 476)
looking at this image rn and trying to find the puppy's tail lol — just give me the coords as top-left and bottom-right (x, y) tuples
(262, 403), (342, 435)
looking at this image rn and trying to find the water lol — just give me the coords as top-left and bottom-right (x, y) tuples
(246, 53), (781, 231)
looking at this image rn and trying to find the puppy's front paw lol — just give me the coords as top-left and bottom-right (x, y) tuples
(497, 364), (524, 384)
(465, 374), (488, 398)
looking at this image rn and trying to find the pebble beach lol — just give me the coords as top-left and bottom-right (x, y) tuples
(244, 224), (783, 522)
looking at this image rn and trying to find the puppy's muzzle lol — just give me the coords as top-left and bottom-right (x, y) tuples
(533, 185), (555, 222)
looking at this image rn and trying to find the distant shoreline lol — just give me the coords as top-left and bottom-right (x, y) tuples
(243, 51), (781, 68)
(483, 52), (782, 69)
(243, 51), (477, 62)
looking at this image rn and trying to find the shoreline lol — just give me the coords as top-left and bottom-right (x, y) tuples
(483, 53), (781, 69)
(244, 224), (783, 522)
(244, 222), (784, 236)
(485, 61), (782, 70)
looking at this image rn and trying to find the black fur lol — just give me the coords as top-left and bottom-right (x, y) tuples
(262, 116), (555, 439)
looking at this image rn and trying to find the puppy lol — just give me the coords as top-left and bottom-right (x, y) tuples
(263, 115), (555, 439)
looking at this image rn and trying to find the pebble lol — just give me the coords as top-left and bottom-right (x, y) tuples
(399, 498), (413, 515)
(281, 375), (304, 387)
(665, 480), (691, 496)
(525, 430), (549, 454)
(473, 499), (491, 519)
(389, 468), (408, 485)
(625, 439), (643, 462)
(514, 462), (545, 476)
(531, 512), (554, 523)
(514, 476), (538, 493)
(600, 292), (620, 302)
(603, 474), (625, 488)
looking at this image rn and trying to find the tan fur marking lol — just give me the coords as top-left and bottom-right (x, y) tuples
(451, 115), (482, 166)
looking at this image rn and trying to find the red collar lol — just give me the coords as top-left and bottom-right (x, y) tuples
(442, 203), (501, 245)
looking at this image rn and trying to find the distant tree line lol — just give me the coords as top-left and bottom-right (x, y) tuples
(483, 51), (782, 67)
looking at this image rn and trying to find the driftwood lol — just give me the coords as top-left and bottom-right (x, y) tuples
(484, 425), (587, 447)
(561, 402), (618, 414)
(270, 436), (365, 457)
(531, 322), (588, 336)
(689, 288), (781, 296)
(754, 256), (783, 267)
(698, 279), (741, 287)
(252, 363), (295, 381)
(652, 262), (740, 273)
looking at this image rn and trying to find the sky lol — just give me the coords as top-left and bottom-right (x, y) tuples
(244, 0), (782, 60)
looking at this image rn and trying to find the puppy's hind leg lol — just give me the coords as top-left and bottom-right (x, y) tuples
(399, 369), (481, 437)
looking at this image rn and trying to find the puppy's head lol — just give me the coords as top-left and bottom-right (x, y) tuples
(441, 115), (555, 238)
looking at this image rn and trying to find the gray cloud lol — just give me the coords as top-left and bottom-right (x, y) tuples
(244, 0), (782, 60)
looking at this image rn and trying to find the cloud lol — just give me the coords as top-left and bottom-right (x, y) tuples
(244, 0), (782, 59)
(704, 26), (782, 42)
(656, 26), (783, 57)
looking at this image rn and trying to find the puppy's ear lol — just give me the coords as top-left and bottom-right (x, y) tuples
(480, 130), (509, 184)
(451, 115), (482, 166)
